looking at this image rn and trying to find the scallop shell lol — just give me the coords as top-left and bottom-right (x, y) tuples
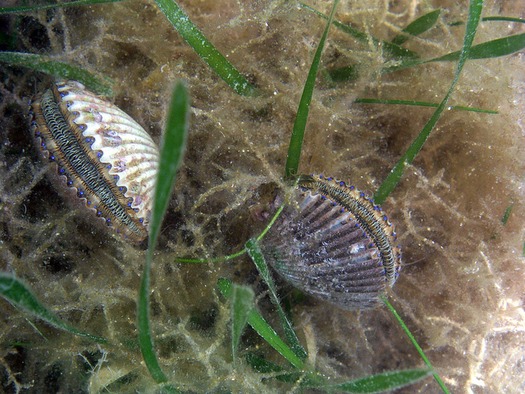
(30, 80), (159, 242)
(262, 174), (401, 310)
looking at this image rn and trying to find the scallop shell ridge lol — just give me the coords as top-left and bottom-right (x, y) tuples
(30, 80), (160, 242)
(262, 174), (401, 310)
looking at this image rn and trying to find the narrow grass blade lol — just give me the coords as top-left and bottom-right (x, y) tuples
(245, 353), (324, 386)
(354, 98), (497, 114)
(217, 278), (305, 370)
(138, 81), (189, 388)
(154, 0), (255, 96)
(0, 272), (106, 343)
(384, 33), (525, 74)
(381, 296), (450, 393)
(453, 16), (525, 25)
(482, 16), (525, 24)
(374, 0), (484, 205)
(246, 352), (430, 391)
(285, 0), (339, 178)
(245, 238), (307, 360)
(428, 33), (525, 62)
(230, 283), (255, 360)
(501, 204), (513, 225)
(175, 203), (284, 264)
(392, 9), (441, 45)
(147, 81), (189, 256)
(332, 368), (433, 393)
(298, 2), (417, 60)
(0, 52), (112, 95)
(0, 0), (122, 14)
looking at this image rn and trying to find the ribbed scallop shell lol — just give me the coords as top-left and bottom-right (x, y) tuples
(262, 175), (401, 310)
(30, 80), (159, 242)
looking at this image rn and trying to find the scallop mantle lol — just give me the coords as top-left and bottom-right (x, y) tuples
(30, 80), (160, 242)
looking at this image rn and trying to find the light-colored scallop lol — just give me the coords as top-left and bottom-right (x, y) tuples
(30, 80), (159, 243)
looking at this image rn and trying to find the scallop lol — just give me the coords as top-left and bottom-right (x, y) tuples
(262, 174), (401, 310)
(30, 80), (159, 243)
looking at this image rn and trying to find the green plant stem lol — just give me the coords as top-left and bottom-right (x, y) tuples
(175, 202), (284, 264)
(217, 278), (306, 370)
(354, 98), (497, 114)
(298, 2), (417, 59)
(138, 81), (189, 390)
(0, 273), (107, 344)
(154, 0), (256, 96)
(0, 52), (112, 95)
(245, 239), (307, 360)
(374, 0), (484, 204)
(381, 296), (450, 393)
(284, 0), (339, 178)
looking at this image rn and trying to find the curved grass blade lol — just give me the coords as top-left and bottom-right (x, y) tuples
(245, 238), (307, 361)
(381, 296), (449, 393)
(453, 16), (525, 25)
(482, 16), (525, 24)
(138, 81), (189, 389)
(154, 0), (256, 96)
(298, 2), (417, 60)
(392, 9), (441, 45)
(245, 352), (431, 392)
(374, 0), (484, 205)
(285, 0), (339, 178)
(332, 368), (433, 393)
(146, 81), (189, 257)
(354, 98), (497, 114)
(0, 272), (106, 344)
(245, 353), (324, 386)
(428, 33), (525, 62)
(230, 283), (255, 361)
(332, 32), (525, 80)
(0, 0), (122, 14)
(384, 33), (525, 74)
(175, 201), (284, 264)
(217, 278), (305, 370)
(0, 51), (113, 95)
(501, 204), (513, 225)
